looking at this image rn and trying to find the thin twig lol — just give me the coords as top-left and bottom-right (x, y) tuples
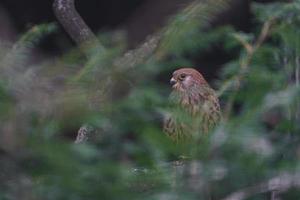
(221, 172), (300, 200)
(220, 18), (275, 120)
(295, 56), (300, 120)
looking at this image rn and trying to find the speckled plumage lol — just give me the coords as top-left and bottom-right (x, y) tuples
(163, 68), (221, 142)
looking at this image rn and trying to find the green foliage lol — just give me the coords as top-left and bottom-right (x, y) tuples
(0, 1), (300, 200)
(3, 23), (57, 69)
(160, 0), (230, 56)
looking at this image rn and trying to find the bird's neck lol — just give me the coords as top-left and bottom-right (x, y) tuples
(173, 84), (206, 107)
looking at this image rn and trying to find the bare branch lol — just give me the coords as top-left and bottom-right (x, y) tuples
(75, 124), (94, 144)
(114, 34), (161, 70)
(53, 0), (104, 55)
(221, 172), (300, 200)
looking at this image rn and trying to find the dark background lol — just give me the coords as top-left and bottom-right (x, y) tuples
(0, 0), (278, 81)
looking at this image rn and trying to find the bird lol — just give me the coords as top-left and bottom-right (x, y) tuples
(163, 68), (221, 142)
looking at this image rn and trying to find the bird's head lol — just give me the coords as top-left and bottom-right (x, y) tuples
(170, 68), (208, 92)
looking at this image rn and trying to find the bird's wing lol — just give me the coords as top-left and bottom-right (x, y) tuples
(200, 91), (221, 133)
(163, 108), (193, 142)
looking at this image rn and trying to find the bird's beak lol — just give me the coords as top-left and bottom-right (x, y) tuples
(170, 77), (177, 85)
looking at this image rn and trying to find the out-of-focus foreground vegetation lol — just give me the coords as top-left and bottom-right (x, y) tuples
(0, 0), (300, 199)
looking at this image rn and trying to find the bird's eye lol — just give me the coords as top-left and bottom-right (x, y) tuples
(179, 74), (186, 80)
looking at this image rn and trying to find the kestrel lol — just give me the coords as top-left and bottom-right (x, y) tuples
(163, 68), (221, 142)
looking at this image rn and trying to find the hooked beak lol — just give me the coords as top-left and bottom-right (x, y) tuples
(170, 77), (177, 85)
